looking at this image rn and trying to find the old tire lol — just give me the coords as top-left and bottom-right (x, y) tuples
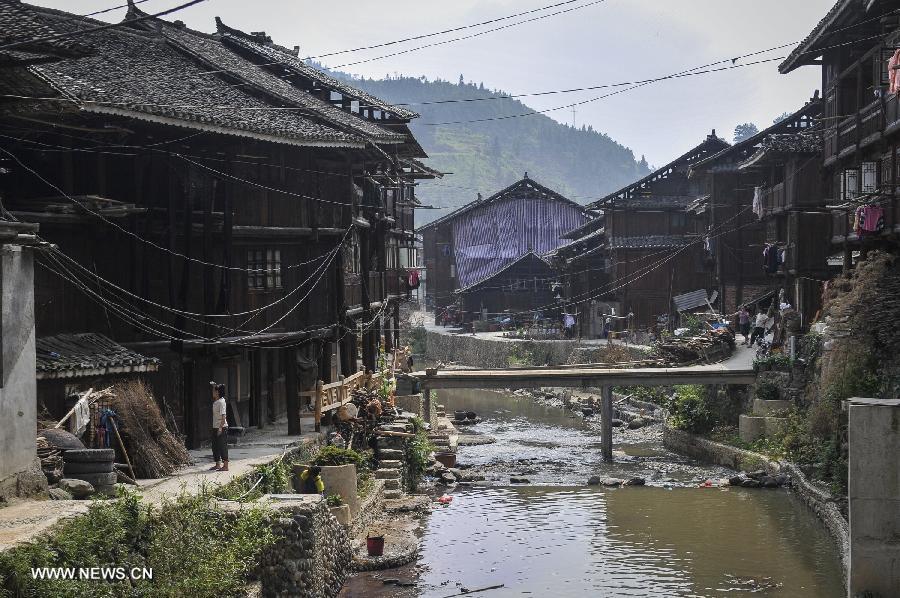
(63, 461), (114, 474)
(38, 429), (85, 451)
(67, 472), (117, 487)
(62, 449), (115, 463)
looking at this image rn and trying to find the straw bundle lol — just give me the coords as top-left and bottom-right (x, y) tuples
(110, 379), (190, 478)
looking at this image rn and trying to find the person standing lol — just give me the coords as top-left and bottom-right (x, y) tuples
(737, 306), (751, 345)
(749, 310), (768, 347)
(210, 382), (229, 472)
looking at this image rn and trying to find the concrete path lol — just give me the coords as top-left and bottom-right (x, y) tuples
(0, 418), (321, 551)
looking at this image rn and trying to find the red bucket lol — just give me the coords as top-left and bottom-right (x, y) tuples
(366, 535), (385, 557)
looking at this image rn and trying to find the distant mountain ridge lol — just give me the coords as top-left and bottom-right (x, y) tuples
(329, 70), (651, 225)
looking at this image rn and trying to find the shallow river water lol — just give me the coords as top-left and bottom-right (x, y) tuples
(346, 388), (844, 598)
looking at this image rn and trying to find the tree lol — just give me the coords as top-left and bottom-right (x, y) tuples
(733, 123), (759, 143)
(638, 154), (649, 171)
(458, 74), (464, 86)
(773, 112), (792, 124)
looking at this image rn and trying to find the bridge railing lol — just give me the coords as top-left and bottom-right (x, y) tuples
(299, 368), (383, 431)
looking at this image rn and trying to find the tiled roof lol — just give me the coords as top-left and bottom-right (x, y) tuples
(216, 18), (419, 121)
(609, 235), (694, 249)
(457, 251), (554, 293)
(0, 1), (91, 65)
(419, 175), (584, 232)
(29, 8), (363, 147)
(741, 131), (823, 169)
(779, 0), (853, 74)
(156, 24), (405, 144)
(608, 195), (696, 209)
(36, 333), (159, 379)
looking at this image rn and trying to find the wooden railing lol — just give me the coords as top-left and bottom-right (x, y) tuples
(299, 368), (383, 431)
(760, 182), (786, 216)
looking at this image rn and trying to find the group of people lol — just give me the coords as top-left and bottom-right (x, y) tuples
(735, 299), (800, 350)
(735, 306), (771, 347)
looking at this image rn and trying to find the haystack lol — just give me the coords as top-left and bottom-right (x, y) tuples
(110, 379), (190, 478)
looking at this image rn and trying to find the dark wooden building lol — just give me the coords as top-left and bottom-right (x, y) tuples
(581, 134), (728, 329)
(779, 0), (900, 269)
(0, 4), (431, 448)
(456, 251), (558, 322)
(689, 99), (829, 323)
(420, 175), (588, 321)
(548, 215), (611, 338)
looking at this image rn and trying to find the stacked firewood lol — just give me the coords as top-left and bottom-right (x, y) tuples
(656, 328), (735, 365)
(36, 436), (63, 483)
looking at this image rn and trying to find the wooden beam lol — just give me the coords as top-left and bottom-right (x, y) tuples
(601, 385), (613, 462)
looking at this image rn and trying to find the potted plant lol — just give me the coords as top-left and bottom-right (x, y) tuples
(326, 493), (350, 526)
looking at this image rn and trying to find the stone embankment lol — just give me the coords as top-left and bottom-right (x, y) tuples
(662, 426), (849, 577)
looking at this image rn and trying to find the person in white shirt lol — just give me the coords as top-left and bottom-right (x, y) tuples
(749, 310), (768, 347)
(210, 382), (229, 472)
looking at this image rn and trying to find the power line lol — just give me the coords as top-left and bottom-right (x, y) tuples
(83, 0), (155, 18)
(304, 0), (589, 60)
(0, 0), (209, 51)
(327, 0), (609, 70)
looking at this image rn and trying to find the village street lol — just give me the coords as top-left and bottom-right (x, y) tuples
(1, 1), (899, 597)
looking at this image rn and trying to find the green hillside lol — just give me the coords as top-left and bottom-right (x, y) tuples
(333, 73), (650, 225)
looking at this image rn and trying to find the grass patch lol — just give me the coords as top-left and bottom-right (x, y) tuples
(0, 490), (276, 598)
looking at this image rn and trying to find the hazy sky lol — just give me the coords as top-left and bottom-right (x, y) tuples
(32, 0), (830, 166)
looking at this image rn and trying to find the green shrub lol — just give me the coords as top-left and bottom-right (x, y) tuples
(325, 494), (344, 507)
(312, 446), (367, 468)
(408, 326), (427, 355)
(0, 490), (276, 598)
(667, 385), (715, 434)
(404, 417), (434, 492)
(754, 381), (780, 402)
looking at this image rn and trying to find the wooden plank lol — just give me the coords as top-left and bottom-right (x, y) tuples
(601, 386), (613, 462)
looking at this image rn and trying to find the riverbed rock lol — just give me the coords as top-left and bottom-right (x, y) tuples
(761, 476), (779, 488)
(587, 475), (603, 486)
(457, 434), (497, 446)
(623, 477), (645, 486)
(48, 487), (72, 500)
(58, 478), (94, 499)
(439, 473), (457, 485)
(602, 478), (624, 487)
(746, 470), (766, 481)
(627, 417), (648, 430)
(509, 477), (530, 484)
(741, 479), (761, 488)
(728, 475), (744, 486)
(610, 419), (624, 428)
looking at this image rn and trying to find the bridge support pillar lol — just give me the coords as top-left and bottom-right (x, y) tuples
(601, 385), (613, 462)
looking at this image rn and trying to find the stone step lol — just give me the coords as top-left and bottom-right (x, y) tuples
(383, 478), (402, 490)
(375, 469), (401, 480)
(377, 449), (404, 459)
(384, 489), (403, 499)
(378, 460), (402, 468)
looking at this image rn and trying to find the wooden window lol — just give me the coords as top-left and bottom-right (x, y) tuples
(247, 248), (282, 290)
(841, 168), (860, 201)
(344, 230), (361, 274)
(861, 161), (878, 195)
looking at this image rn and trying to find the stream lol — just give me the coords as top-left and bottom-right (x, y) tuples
(343, 388), (844, 597)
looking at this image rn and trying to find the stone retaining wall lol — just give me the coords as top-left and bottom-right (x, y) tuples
(425, 330), (578, 368)
(257, 495), (351, 598)
(663, 426), (849, 577)
(350, 478), (385, 539)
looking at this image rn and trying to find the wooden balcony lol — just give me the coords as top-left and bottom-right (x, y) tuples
(825, 95), (900, 164)
(760, 183), (786, 216)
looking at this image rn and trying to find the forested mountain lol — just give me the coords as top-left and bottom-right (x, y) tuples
(330, 72), (651, 225)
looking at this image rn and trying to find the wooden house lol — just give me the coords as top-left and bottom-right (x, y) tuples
(547, 215), (611, 338)
(583, 134), (728, 330)
(456, 251), (558, 323)
(420, 175), (589, 322)
(689, 99), (829, 323)
(0, 4), (430, 448)
(779, 1), (900, 268)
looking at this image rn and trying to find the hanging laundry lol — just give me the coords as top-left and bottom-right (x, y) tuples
(860, 204), (885, 233)
(889, 49), (900, 95)
(69, 396), (90, 437)
(763, 243), (779, 274)
(752, 186), (763, 218)
(853, 206), (864, 236)
(407, 269), (420, 289)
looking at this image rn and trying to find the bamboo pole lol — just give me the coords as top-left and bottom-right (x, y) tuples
(110, 418), (136, 481)
(314, 379), (324, 433)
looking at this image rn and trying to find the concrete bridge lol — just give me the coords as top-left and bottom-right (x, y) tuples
(413, 347), (756, 462)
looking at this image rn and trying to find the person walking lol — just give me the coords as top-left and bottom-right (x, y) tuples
(737, 306), (751, 345)
(210, 382), (229, 472)
(749, 310), (768, 347)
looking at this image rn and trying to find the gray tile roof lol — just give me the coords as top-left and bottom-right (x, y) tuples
(0, 1), (91, 65)
(36, 333), (159, 379)
(158, 24), (405, 144)
(29, 8), (363, 147)
(216, 18), (419, 121)
(779, 0), (852, 74)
